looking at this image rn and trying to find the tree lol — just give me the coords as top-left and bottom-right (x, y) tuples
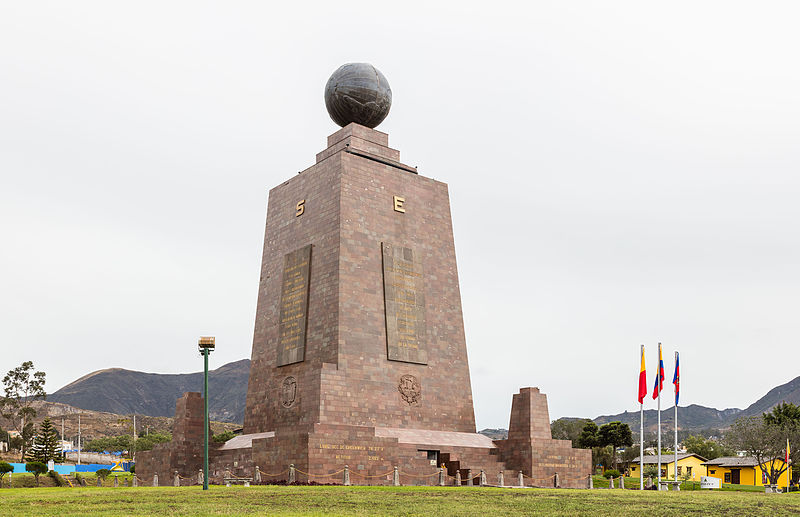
(212, 430), (236, 443)
(26, 418), (64, 464)
(0, 361), (46, 461)
(0, 461), (12, 488)
(764, 402), (800, 427)
(8, 422), (34, 453)
(597, 422), (633, 472)
(84, 435), (132, 453)
(683, 434), (733, 460)
(551, 418), (592, 448)
(25, 461), (47, 486)
(619, 444), (641, 474)
(577, 421), (599, 448)
(725, 416), (794, 486)
(763, 402), (800, 479)
(96, 468), (110, 481)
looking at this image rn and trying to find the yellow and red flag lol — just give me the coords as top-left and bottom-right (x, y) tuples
(638, 345), (647, 404)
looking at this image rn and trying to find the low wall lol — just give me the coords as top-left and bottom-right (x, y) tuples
(7, 462), (123, 474)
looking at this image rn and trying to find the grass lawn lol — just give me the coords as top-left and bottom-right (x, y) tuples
(0, 485), (799, 516)
(592, 475), (769, 492)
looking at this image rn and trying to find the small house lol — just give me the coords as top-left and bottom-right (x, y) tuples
(702, 456), (790, 487)
(630, 453), (707, 481)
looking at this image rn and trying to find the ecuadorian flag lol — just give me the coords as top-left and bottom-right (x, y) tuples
(652, 343), (664, 399)
(673, 352), (680, 405)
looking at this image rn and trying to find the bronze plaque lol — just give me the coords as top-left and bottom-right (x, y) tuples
(277, 245), (312, 366)
(382, 242), (427, 364)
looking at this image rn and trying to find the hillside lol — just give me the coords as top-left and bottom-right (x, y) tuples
(49, 359), (250, 423)
(737, 375), (800, 419)
(0, 400), (237, 445)
(593, 375), (800, 433)
(593, 404), (742, 434)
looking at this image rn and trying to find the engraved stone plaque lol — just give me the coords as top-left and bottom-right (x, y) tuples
(382, 242), (427, 364)
(281, 376), (297, 408)
(398, 374), (421, 404)
(277, 245), (312, 366)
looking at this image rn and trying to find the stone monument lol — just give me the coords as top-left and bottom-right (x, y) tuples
(137, 63), (590, 487)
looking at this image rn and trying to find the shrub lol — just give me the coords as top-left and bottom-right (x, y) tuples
(603, 469), (620, 479)
(25, 462), (47, 486)
(0, 461), (13, 488)
(213, 430), (236, 443)
(129, 464), (135, 474)
(643, 465), (659, 479)
(96, 468), (111, 480)
(48, 470), (65, 487)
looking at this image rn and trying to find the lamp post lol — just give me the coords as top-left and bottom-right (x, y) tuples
(198, 336), (215, 490)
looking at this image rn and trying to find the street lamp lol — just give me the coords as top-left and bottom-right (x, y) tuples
(198, 336), (215, 490)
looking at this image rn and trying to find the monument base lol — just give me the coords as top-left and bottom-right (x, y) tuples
(137, 388), (591, 488)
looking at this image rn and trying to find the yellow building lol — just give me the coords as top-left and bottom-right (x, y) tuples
(630, 453), (707, 481)
(702, 456), (791, 487)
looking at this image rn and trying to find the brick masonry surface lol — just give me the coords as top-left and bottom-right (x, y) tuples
(140, 124), (591, 487)
(243, 123), (476, 434)
(136, 392), (218, 485)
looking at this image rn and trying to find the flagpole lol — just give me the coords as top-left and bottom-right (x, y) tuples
(674, 351), (678, 484)
(640, 345), (645, 491)
(657, 343), (662, 490)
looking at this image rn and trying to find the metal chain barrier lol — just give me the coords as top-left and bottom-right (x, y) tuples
(521, 472), (560, 486)
(256, 468), (289, 478)
(294, 468), (346, 478)
(400, 471), (440, 479)
(122, 465), (590, 487)
(349, 469), (396, 479)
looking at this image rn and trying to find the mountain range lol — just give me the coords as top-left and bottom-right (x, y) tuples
(593, 374), (800, 433)
(49, 359), (250, 423)
(49, 359), (800, 432)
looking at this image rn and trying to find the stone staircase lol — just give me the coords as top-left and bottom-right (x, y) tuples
(439, 451), (513, 485)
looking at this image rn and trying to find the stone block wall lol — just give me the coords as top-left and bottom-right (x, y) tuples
(135, 392), (214, 484)
(497, 387), (592, 488)
(243, 123), (476, 435)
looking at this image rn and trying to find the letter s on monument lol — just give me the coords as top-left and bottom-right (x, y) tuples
(296, 199), (305, 217)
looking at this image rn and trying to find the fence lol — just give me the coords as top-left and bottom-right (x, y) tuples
(127, 464), (596, 489)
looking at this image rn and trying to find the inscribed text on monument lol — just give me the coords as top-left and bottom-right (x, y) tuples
(277, 244), (312, 366)
(382, 242), (427, 364)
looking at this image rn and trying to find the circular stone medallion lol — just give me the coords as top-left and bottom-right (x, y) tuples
(398, 374), (421, 405)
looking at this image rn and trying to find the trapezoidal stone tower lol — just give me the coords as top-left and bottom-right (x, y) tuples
(138, 64), (590, 487)
(237, 121), (493, 478)
(245, 121), (477, 433)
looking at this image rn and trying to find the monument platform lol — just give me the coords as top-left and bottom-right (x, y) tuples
(137, 123), (590, 488)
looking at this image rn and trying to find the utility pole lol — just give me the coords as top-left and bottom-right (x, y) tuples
(132, 413), (137, 465)
(77, 414), (81, 465)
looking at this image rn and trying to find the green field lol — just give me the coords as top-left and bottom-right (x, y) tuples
(1, 485), (799, 516)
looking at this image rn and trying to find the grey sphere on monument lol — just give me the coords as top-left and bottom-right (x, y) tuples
(324, 63), (392, 128)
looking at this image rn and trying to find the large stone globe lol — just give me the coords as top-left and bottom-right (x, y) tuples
(324, 63), (392, 128)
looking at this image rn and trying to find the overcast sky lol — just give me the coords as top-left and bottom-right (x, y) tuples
(2, 1), (798, 430)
